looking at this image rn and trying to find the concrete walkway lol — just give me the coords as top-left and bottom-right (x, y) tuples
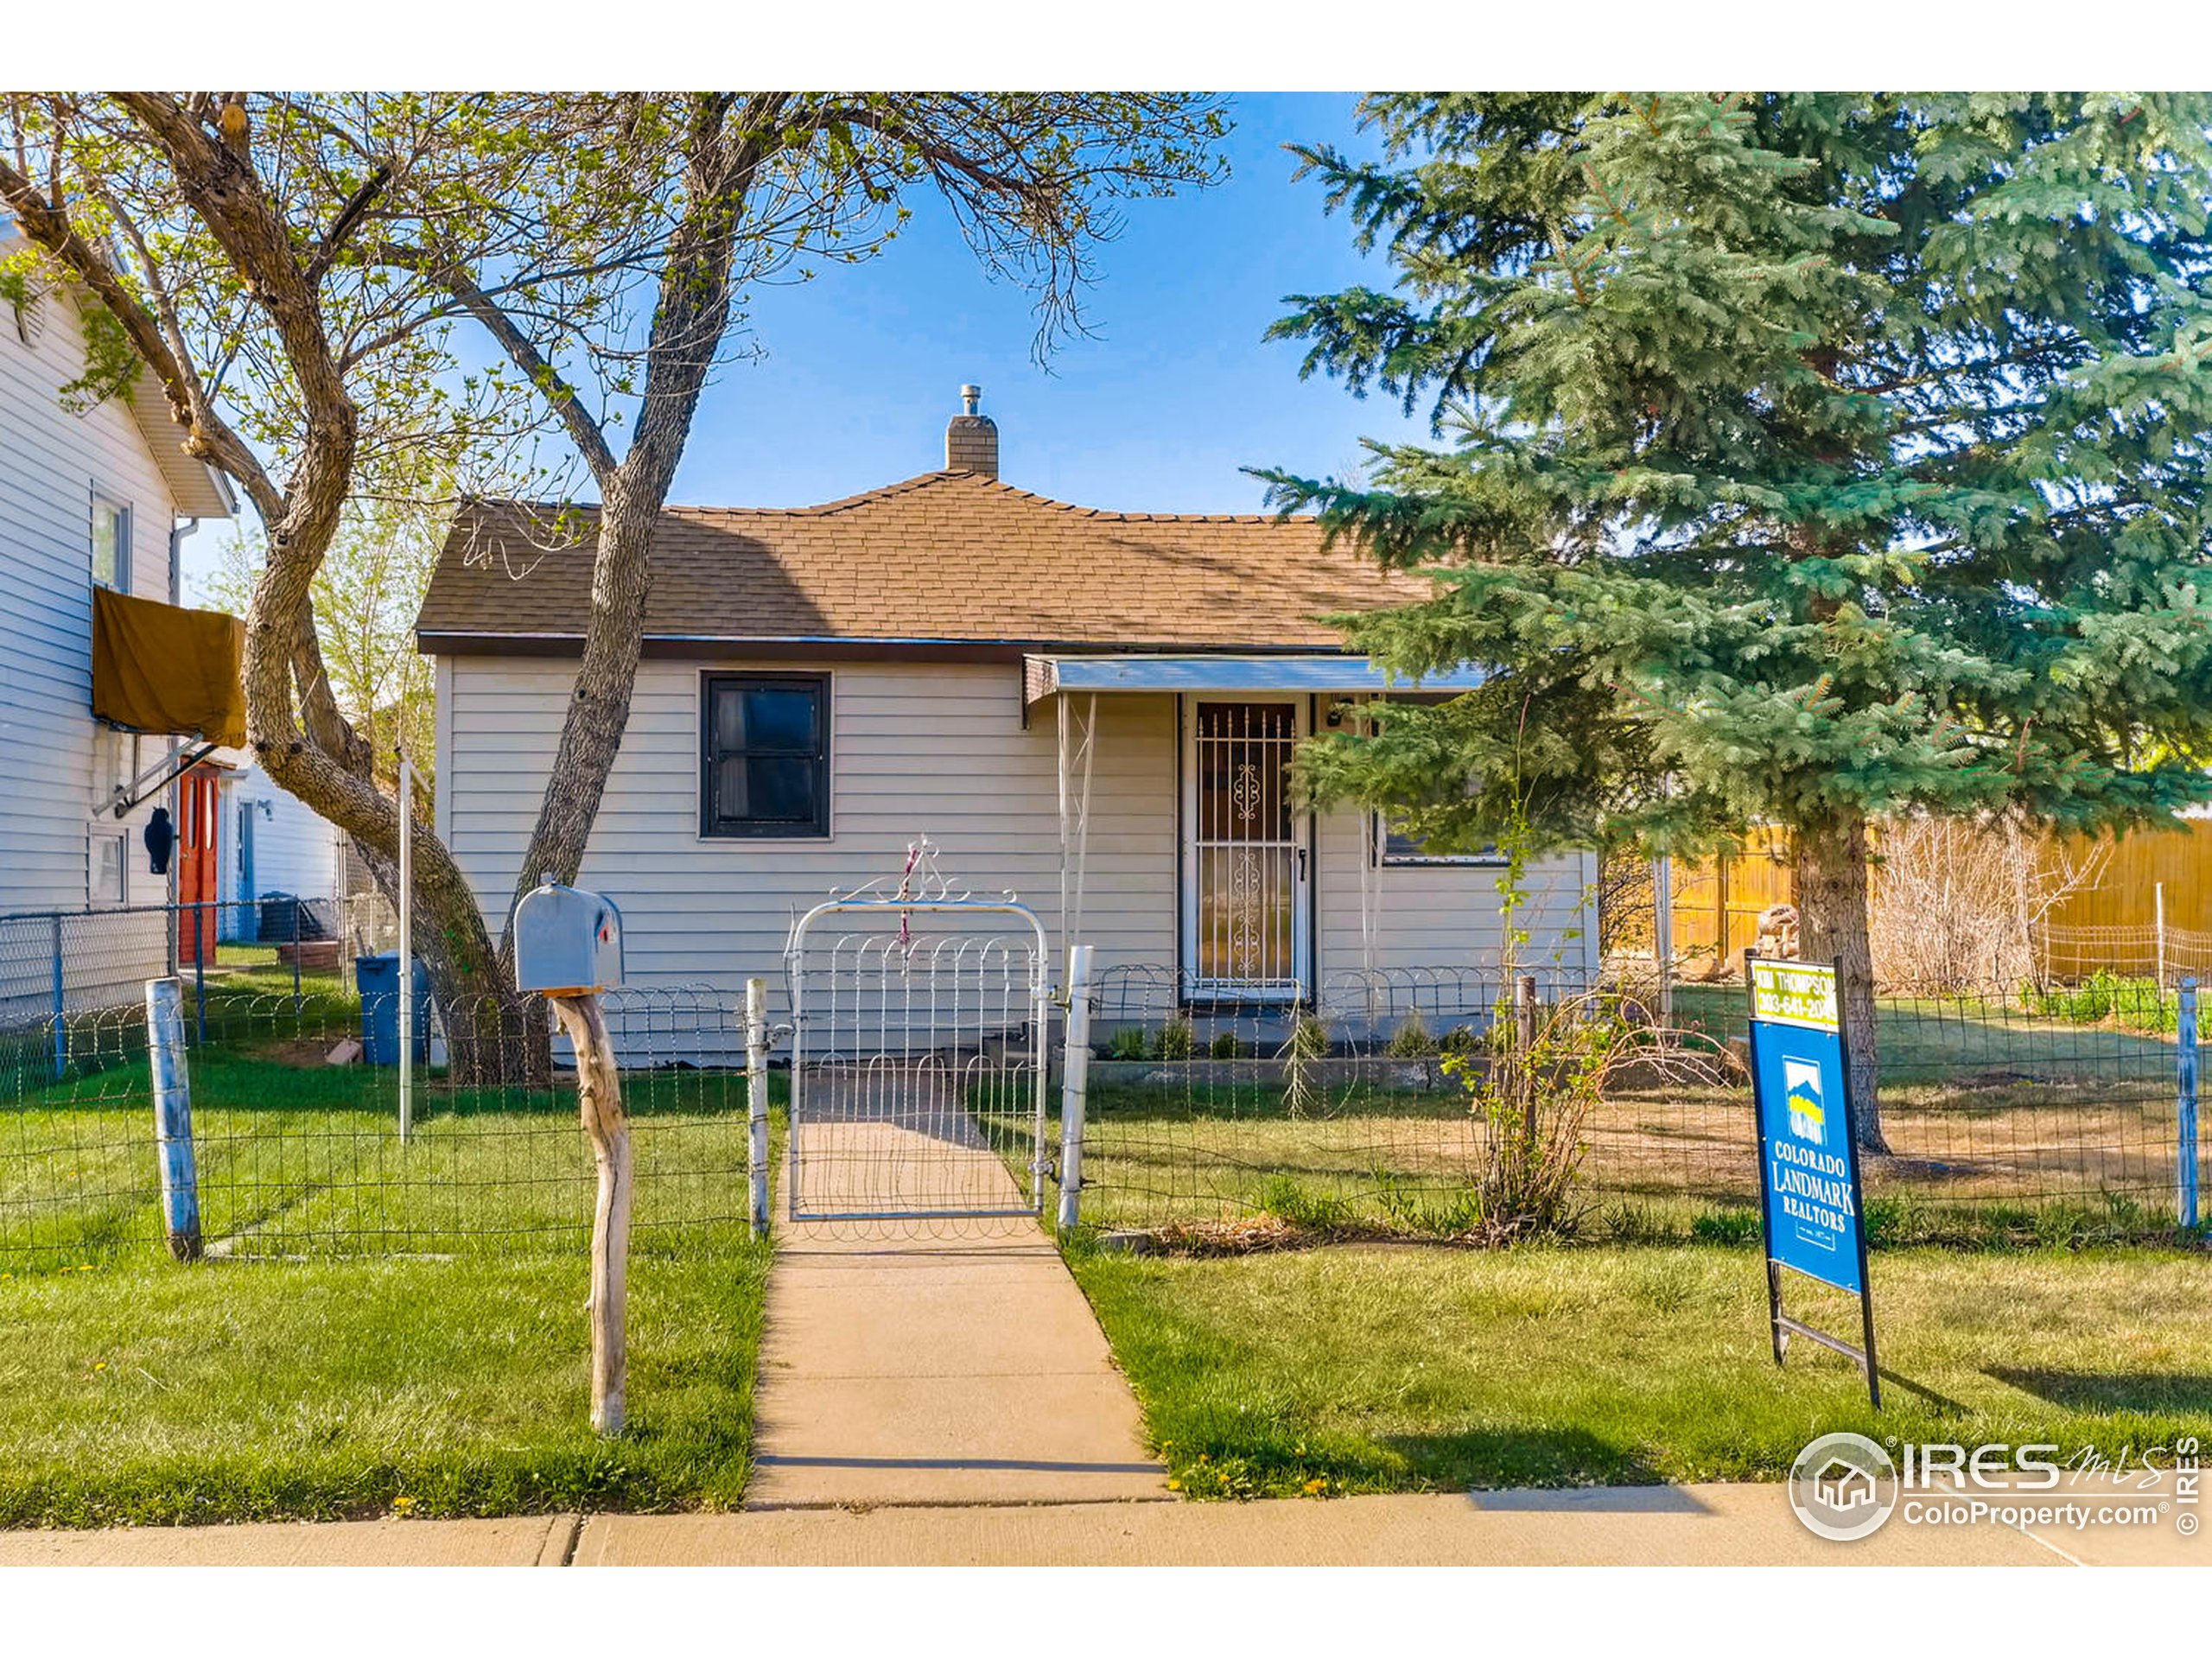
(7, 1483), (2190, 1566)
(749, 1094), (1165, 1508)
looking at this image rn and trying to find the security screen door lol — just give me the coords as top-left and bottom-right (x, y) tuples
(1181, 698), (1310, 999)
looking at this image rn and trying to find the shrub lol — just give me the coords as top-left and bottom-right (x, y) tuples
(2018, 970), (2174, 1035)
(1382, 1012), (1436, 1058)
(1442, 988), (1737, 1247)
(1153, 1018), (1195, 1061)
(1208, 1030), (1247, 1060)
(1106, 1027), (1148, 1062)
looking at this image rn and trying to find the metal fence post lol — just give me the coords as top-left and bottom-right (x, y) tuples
(397, 755), (413, 1145)
(746, 976), (770, 1239)
(290, 892), (302, 1013)
(145, 976), (203, 1261)
(1058, 944), (1094, 1233)
(193, 901), (207, 1046)
(2157, 882), (2168, 990)
(49, 912), (66, 1080)
(2180, 976), (2200, 1232)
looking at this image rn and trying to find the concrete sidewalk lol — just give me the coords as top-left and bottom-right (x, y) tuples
(750, 1113), (1164, 1508)
(5, 1483), (2191, 1566)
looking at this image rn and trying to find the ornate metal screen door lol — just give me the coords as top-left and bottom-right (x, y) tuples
(1184, 699), (1309, 998)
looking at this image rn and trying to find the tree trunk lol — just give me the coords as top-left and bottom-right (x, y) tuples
(1792, 815), (1889, 1154)
(550, 991), (630, 1435)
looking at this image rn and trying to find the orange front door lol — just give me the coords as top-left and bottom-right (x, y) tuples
(176, 767), (221, 963)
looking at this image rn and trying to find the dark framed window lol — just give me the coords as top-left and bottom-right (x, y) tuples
(1376, 814), (1508, 868)
(701, 673), (830, 837)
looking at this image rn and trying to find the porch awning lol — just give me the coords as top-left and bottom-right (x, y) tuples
(1022, 652), (1487, 708)
(91, 587), (247, 748)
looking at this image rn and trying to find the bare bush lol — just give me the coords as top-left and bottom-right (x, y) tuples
(1443, 989), (1739, 1244)
(1868, 816), (2110, 993)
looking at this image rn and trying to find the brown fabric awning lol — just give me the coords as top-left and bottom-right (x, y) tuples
(91, 587), (246, 748)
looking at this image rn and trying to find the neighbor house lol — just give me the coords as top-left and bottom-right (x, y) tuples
(0, 221), (238, 1023)
(416, 393), (1599, 1028)
(207, 751), (346, 947)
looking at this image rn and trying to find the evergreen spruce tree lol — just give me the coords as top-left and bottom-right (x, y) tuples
(1267, 94), (2212, 1147)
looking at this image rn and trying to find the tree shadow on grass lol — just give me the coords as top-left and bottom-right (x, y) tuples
(1986, 1367), (2212, 1415)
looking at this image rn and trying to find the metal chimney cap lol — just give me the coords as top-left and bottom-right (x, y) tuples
(960, 384), (982, 414)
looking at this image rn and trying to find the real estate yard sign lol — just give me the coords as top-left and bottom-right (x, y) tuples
(1747, 957), (1880, 1408)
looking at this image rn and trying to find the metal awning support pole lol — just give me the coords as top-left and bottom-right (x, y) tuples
(1058, 694), (1070, 978)
(109, 738), (216, 818)
(1054, 693), (1098, 984)
(397, 753), (414, 1145)
(1071, 693), (1096, 965)
(1654, 855), (1675, 1025)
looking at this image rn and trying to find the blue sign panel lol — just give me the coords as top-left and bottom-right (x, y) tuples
(1750, 963), (1866, 1295)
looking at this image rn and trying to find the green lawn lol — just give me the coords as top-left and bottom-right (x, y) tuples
(0, 1000), (775, 1526)
(1067, 1240), (2212, 1498)
(0, 1237), (769, 1526)
(1, 1052), (760, 1262)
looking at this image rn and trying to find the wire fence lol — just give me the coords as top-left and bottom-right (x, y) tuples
(3, 899), (2202, 1267)
(1059, 963), (2205, 1246)
(0, 964), (754, 1268)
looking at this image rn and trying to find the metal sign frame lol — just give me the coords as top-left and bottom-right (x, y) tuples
(782, 845), (1052, 1224)
(1746, 952), (1880, 1408)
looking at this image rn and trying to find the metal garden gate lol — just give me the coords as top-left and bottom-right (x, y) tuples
(782, 841), (1052, 1223)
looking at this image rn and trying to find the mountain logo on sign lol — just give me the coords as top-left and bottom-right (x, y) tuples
(1783, 1058), (1826, 1145)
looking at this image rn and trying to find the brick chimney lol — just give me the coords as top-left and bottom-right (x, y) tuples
(944, 384), (999, 477)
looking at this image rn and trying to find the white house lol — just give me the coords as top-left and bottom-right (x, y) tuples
(208, 753), (346, 944)
(417, 394), (1599, 1040)
(0, 223), (236, 1021)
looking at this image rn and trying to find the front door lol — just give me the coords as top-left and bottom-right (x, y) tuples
(176, 766), (220, 964)
(1181, 697), (1311, 1000)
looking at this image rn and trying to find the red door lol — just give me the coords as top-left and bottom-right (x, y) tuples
(176, 767), (221, 963)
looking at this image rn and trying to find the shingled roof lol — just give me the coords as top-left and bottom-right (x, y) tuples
(414, 470), (1427, 658)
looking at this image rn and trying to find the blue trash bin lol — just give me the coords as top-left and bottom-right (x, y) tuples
(356, 952), (430, 1065)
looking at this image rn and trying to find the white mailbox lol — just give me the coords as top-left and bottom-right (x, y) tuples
(513, 883), (625, 996)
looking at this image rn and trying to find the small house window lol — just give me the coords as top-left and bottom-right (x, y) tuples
(1376, 815), (1508, 868)
(90, 828), (128, 906)
(91, 493), (131, 592)
(701, 673), (829, 838)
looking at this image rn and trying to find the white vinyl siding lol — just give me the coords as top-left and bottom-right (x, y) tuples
(1314, 805), (1599, 984)
(0, 273), (180, 918)
(440, 657), (1600, 1014)
(0, 267), (188, 1018)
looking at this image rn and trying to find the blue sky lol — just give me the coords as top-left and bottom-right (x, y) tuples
(644, 92), (1427, 513)
(183, 92), (1430, 594)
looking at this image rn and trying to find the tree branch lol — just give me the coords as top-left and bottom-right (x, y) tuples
(0, 152), (285, 524)
(306, 161), (392, 286)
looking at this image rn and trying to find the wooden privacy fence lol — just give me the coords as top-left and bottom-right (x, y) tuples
(1665, 836), (1794, 977)
(1662, 818), (2212, 985)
